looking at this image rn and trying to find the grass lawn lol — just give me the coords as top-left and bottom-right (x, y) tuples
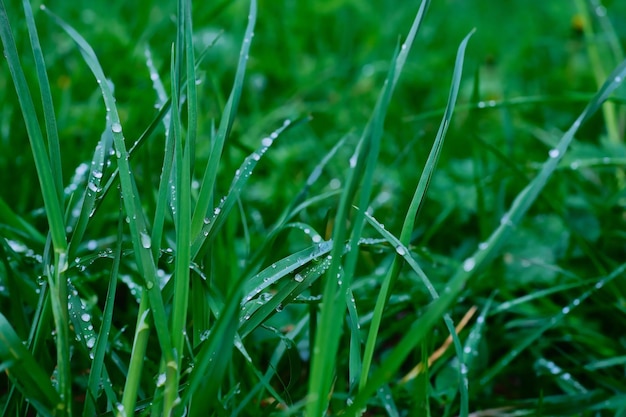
(1, 0), (626, 415)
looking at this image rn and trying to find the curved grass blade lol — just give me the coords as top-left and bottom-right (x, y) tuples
(363, 210), (469, 413)
(242, 132), (346, 279)
(345, 55), (626, 417)
(22, 0), (63, 203)
(42, 4), (175, 396)
(191, 117), (301, 260)
(0, 2), (66, 253)
(308, 1), (435, 414)
(67, 122), (112, 259)
(479, 265), (624, 387)
(1, 3), (71, 411)
(239, 251), (331, 338)
(82, 204), (124, 416)
(242, 240), (333, 304)
(0, 313), (62, 416)
(190, 0), (257, 237)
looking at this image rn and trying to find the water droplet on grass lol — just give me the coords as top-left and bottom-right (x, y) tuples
(395, 246), (406, 256)
(111, 123), (122, 133)
(87, 182), (99, 193)
(462, 257), (476, 272)
(86, 337), (96, 349)
(140, 232), (151, 249)
(262, 137), (273, 147)
(561, 306), (571, 314)
(294, 273), (304, 283)
(81, 313), (90, 322)
(549, 149), (560, 158)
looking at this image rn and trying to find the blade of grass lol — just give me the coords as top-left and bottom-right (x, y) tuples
(0, 313), (62, 416)
(22, 0), (63, 202)
(166, 0), (194, 411)
(362, 210), (469, 414)
(345, 56), (626, 417)
(190, 0), (257, 237)
(1, 3), (70, 413)
(191, 117), (302, 260)
(42, 7), (176, 411)
(358, 28), (474, 416)
(82, 201), (124, 416)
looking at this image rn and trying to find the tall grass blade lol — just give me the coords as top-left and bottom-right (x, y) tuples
(190, 0), (257, 237)
(0, 313), (61, 416)
(82, 204), (124, 416)
(42, 7), (176, 410)
(1, 3), (71, 412)
(345, 55), (626, 417)
(307, 0), (435, 408)
(359, 28), (474, 415)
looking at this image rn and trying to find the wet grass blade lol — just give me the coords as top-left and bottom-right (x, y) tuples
(190, 0), (257, 237)
(345, 55), (626, 417)
(305, 0), (440, 408)
(82, 203), (124, 416)
(42, 7), (175, 412)
(1, 3), (70, 412)
(191, 117), (299, 260)
(0, 313), (61, 416)
(167, 0), (194, 411)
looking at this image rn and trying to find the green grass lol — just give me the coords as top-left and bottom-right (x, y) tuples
(1, 0), (626, 416)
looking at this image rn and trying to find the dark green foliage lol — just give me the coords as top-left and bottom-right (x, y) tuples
(1, 0), (626, 416)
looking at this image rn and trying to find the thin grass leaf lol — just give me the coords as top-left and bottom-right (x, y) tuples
(165, 0), (194, 411)
(345, 58), (626, 417)
(82, 203), (124, 416)
(191, 117), (301, 259)
(479, 265), (623, 387)
(0, 196), (46, 244)
(362, 210), (469, 413)
(22, 0), (63, 203)
(307, 16), (409, 417)
(0, 313), (62, 416)
(242, 132), (346, 279)
(239, 252), (331, 338)
(190, 0), (257, 237)
(67, 122), (112, 259)
(0, 7), (71, 410)
(42, 8), (176, 412)
(0, 2), (66, 252)
(357, 21), (473, 417)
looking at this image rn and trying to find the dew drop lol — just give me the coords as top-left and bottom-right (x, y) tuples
(146, 281), (154, 290)
(395, 246), (406, 256)
(203, 217), (211, 224)
(478, 242), (488, 250)
(294, 273), (304, 283)
(561, 306), (571, 315)
(549, 149), (560, 158)
(262, 137), (273, 147)
(214, 207), (221, 215)
(462, 257), (476, 272)
(86, 337), (96, 349)
(111, 122), (122, 133)
(81, 313), (90, 322)
(140, 232), (151, 249)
